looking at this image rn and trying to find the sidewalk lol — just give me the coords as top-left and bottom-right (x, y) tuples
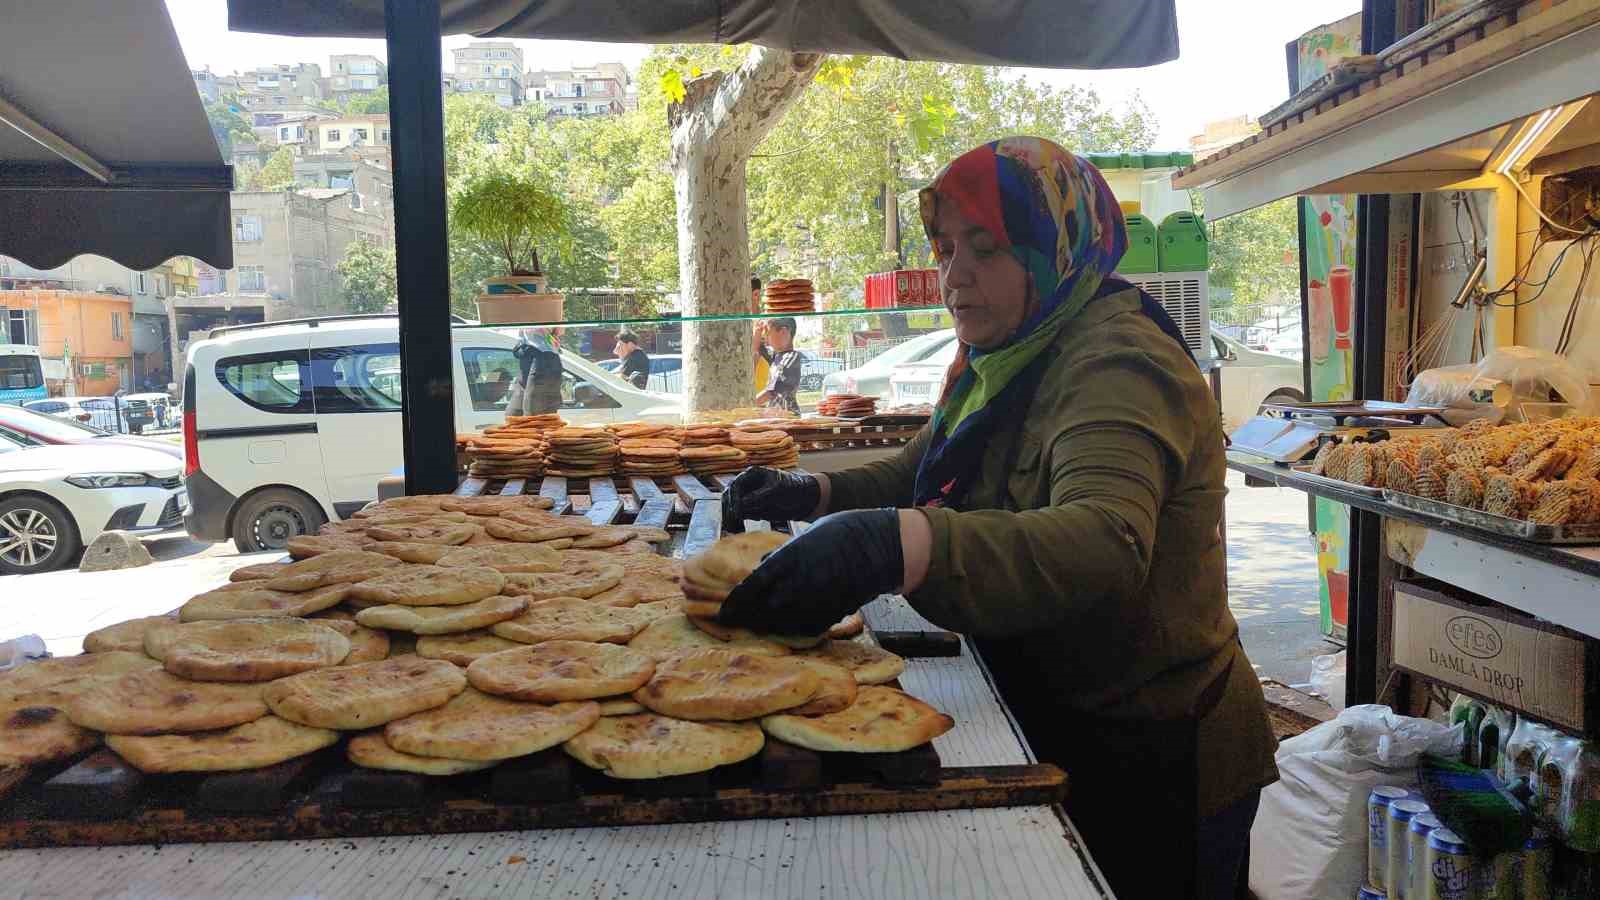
(1224, 469), (1340, 686)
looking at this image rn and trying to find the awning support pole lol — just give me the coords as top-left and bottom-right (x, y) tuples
(385, 0), (457, 495)
(0, 94), (113, 184)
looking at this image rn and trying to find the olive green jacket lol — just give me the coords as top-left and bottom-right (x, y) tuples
(828, 289), (1279, 819)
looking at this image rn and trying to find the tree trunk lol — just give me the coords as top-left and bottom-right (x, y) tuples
(670, 49), (823, 414)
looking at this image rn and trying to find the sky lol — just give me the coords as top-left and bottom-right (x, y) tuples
(166, 0), (1359, 150)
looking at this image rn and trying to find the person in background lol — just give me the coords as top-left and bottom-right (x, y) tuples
(507, 329), (563, 415)
(751, 276), (770, 398)
(614, 331), (651, 390)
(756, 317), (802, 414)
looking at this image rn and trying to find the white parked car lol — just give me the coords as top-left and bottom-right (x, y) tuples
(820, 329), (959, 402)
(0, 429), (187, 574)
(887, 326), (1305, 433)
(182, 315), (683, 552)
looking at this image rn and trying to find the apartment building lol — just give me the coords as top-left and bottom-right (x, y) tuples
(526, 63), (632, 117)
(237, 63), (324, 110)
(191, 67), (241, 104)
(0, 290), (135, 395)
(226, 189), (394, 320)
(325, 53), (387, 104)
(307, 115), (391, 153)
(451, 41), (524, 107)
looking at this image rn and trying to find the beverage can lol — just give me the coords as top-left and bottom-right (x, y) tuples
(1480, 851), (1521, 900)
(1370, 786), (1413, 891)
(1521, 828), (1552, 900)
(1425, 828), (1475, 900)
(1410, 813), (1443, 900)
(1358, 888), (1388, 900)
(894, 272), (910, 305)
(920, 269), (939, 306)
(1388, 799), (1430, 899)
(904, 270), (923, 306)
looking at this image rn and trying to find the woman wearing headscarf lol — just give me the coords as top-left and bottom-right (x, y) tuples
(718, 137), (1277, 899)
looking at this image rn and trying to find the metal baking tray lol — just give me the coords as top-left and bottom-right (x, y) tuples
(1288, 465), (1387, 499)
(1381, 490), (1600, 545)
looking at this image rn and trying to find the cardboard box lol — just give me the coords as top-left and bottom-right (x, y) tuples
(1392, 579), (1599, 733)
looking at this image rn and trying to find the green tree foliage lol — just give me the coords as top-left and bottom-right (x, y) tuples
(451, 171), (570, 274)
(343, 88), (390, 115)
(1205, 197), (1300, 310)
(202, 94), (255, 157)
(335, 239), (398, 313)
(247, 147), (297, 192)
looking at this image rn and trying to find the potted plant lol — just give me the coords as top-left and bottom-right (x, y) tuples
(451, 171), (570, 323)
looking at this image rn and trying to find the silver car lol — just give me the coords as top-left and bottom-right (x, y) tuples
(820, 329), (958, 402)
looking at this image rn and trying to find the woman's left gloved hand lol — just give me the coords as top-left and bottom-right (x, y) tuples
(717, 509), (904, 636)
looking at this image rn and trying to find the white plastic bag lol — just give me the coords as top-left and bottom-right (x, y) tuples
(0, 634), (49, 672)
(1405, 363), (1508, 426)
(1309, 650), (1348, 713)
(1249, 704), (1464, 900)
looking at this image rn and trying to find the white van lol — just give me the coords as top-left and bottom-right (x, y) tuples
(182, 315), (682, 551)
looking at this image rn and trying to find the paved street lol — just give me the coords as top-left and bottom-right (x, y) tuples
(1224, 468), (1342, 686)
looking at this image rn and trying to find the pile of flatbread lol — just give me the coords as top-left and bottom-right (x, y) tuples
(0, 496), (948, 784)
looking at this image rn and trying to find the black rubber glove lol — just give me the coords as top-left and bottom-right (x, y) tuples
(720, 466), (821, 533)
(718, 509), (904, 636)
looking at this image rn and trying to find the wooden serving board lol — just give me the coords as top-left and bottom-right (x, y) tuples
(0, 735), (1065, 850)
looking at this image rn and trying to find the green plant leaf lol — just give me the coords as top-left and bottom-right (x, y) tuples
(659, 69), (687, 105)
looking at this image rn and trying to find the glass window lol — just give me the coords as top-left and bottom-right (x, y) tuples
(327, 129), (341, 142)
(217, 350), (309, 413)
(380, 129), (390, 143)
(309, 343), (403, 413)
(482, 65), (492, 74)
(235, 215), (262, 242)
(353, 128), (368, 141)
(0, 355), (43, 390)
(111, 312), (123, 341)
(238, 266), (267, 294)
(460, 347), (519, 411)
(134, 272), (147, 294)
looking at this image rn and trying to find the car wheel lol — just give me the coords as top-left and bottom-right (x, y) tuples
(1264, 390), (1306, 407)
(231, 488), (327, 553)
(800, 375), (822, 391)
(0, 495), (83, 575)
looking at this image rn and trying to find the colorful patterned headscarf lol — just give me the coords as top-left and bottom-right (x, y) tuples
(912, 137), (1129, 508)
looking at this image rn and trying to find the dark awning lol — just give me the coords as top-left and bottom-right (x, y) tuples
(229, 1), (1179, 70)
(0, 0), (233, 271)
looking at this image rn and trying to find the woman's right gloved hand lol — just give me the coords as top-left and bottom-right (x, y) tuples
(720, 466), (820, 532)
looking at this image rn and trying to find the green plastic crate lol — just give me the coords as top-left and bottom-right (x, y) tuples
(1158, 212), (1208, 271)
(1119, 214), (1158, 274)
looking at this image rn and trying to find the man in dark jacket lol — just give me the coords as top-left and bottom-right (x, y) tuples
(614, 331), (650, 390)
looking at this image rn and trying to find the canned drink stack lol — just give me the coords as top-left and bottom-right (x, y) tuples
(1388, 799), (1430, 899)
(1521, 829), (1552, 900)
(1358, 888), (1388, 900)
(1370, 786), (1414, 891)
(1409, 813), (1443, 900)
(1425, 828), (1475, 900)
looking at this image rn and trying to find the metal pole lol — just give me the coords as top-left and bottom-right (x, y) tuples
(384, 0), (456, 495)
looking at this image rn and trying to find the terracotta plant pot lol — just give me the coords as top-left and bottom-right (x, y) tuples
(476, 292), (564, 325)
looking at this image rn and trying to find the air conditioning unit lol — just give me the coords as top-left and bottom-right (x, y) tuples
(1124, 270), (1212, 367)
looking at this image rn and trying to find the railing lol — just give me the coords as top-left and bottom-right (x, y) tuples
(73, 395), (180, 436)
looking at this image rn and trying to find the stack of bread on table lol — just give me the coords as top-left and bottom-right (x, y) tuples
(458, 413), (566, 479)
(0, 496), (948, 783)
(1310, 416), (1600, 524)
(729, 428), (800, 469)
(762, 278), (816, 314)
(816, 394), (878, 418)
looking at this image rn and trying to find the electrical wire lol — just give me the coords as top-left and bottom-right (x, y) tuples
(1508, 174), (1594, 236)
(1555, 235), (1600, 355)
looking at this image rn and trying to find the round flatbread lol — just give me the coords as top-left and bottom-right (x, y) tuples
(356, 496), (450, 515)
(435, 543), (563, 573)
(439, 495), (555, 515)
(65, 669), (268, 734)
(384, 687), (599, 761)
(415, 630), (524, 666)
(106, 715), (339, 773)
(0, 651), (161, 702)
(364, 522), (476, 545)
(782, 657), (859, 716)
(492, 597), (664, 645)
(229, 561), (291, 582)
(179, 583), (349, 622)
(149, 618), (350, 682)
(593, 539), (657, 556)
(262, 655), (468, 730)
(683, 532), (790, 593)
(633, 648), (819, 721)
(500, 562), (623, 601)
(346, 730), (498, 775)
(0, 697), (98, 766)
(484, 518), (596, 543)
(316, 617), (392, 663)
(259, 550), (403, 592)
(597, 697), (645, 716)
(349, 565), (506, 607)
(627, 614), (790, 661)
(688, 614), (823, 649)
(760, 686), (953, 752)
(620, 526), (671, 545)
(795, 640), (905, 685)
(586, 576), (683, 608)
(568, 527), (635, 549)
(367, 541), (455, 564)
(286, 534), (371, 559)
(563, 713), (763, 780)
(466, 640), (656, 702)
(828, 612), (865, 640)
(82, 614), (178, 654)
(356, 594), (526, 635)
